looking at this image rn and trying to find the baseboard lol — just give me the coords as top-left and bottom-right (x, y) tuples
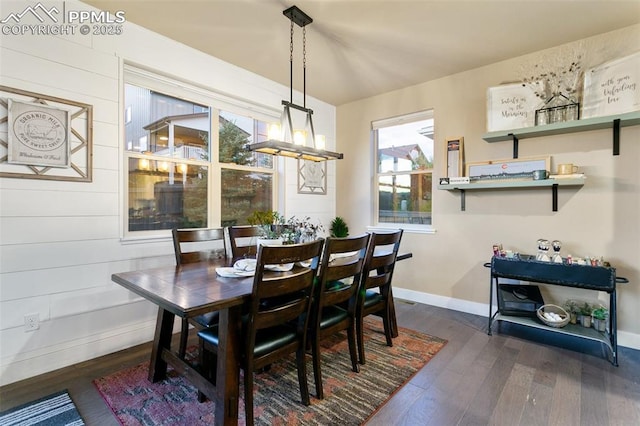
(393, 287), (640, 351)
(0, 319), (158, 386)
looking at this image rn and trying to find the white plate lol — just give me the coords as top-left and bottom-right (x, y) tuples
(216, 267), (254, 278)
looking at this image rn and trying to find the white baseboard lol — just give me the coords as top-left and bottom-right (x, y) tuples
(393, 287), (640, 351)
(0, 319), (159, 386)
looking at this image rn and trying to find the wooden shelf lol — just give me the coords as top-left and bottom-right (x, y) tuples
(493, 313), (613, 352)
(437, 177), (585, 191)
(438, 177), (586, 211)
(482, 111), (640, 143)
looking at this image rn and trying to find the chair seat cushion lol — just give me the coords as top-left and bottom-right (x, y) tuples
(363, 290), (383, 307)
(320, 305), (348, 329)
(198, 323), (298, 358)
(192, 311), (219, 328)
(326, 280), (349, 291)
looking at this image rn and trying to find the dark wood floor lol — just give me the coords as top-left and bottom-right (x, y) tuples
(1, 301), (639, 425)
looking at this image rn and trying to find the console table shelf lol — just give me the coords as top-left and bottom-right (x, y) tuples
(487, 255), (628, 366)
(438, 177), (586, 211)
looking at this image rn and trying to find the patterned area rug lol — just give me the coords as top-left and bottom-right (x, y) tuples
(94, 318), (446, 425)
(0, 390), (84, 426)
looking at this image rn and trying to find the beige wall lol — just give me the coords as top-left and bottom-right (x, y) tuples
(336, 25), (640, 348)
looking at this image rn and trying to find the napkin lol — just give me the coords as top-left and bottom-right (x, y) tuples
(216, 258), (294, 278)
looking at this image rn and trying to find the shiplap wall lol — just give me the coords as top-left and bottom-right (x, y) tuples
(0, 0), (336, 385)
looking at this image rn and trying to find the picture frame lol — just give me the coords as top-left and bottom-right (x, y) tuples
(297, 159), (326, 194)
(582, 52), (640, 119)
(466, 156), (550, 182)
(445, 137), (464, 178)
(486, 82), (544, 132)
(0, 86), (93, 182)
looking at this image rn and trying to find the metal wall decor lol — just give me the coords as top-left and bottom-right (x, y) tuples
(0, 86), (93, 182)
(297, 159), (326, 194)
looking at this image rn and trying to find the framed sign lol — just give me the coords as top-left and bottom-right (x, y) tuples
(486, 82), (544, 132)
(298, 159), (326, 194)
(445, 137), (464, 178)
(466, 156), (550, 182)
(8, 99), (70, 167)
(0, 86), (93, 182)
(582, 52), (640, 119)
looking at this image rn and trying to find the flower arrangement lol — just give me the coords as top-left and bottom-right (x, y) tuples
(286, 215), (324, 243)
(520, 46), (585, 103)
(247, 210), (285, 240)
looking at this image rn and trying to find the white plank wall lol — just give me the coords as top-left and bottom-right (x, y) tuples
(0, 0), (337, 385)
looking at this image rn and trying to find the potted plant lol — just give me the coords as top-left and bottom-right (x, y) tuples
(329, 216), (349, 238)
(563, 299), (580, 325)
(591, 306), (608, 332)
(579, 302), (592, 328)
(247, 210), (286, 246)
(286, 215), (324, 243)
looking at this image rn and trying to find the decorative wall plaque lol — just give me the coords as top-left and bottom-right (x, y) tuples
(0, 86), (93, 182)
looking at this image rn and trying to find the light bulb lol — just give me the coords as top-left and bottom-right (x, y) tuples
(268, 123), (281, 140)
(293, 130), (306, 145)
(315, 135), (326, 150)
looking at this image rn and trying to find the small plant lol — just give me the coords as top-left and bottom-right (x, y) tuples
(247, 210), (285, 239)
(330, 216), (349, 238)
(592, 307), (607, 320)
(579, 302), (592, 316)
(563, 299), (580, 324)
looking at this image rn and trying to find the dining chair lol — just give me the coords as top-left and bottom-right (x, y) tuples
(198, 239), (324, 425)
(172, 227), (226, 358)
(227, 225), (262, 262)
(355, 229), (404, 365)
(309, 234), (370, 399)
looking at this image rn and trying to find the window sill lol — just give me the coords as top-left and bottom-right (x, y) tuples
(367, 225), (436, 235)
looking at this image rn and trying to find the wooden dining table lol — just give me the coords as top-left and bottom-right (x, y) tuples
(110, 250), (412, 425)
(112, 259), (252, 426)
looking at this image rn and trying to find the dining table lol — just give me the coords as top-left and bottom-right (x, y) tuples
(110, 250), (412, 425)
(112, 258), (252, 426)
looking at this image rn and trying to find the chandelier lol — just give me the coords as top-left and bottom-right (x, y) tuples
(246, 5), (343, 162)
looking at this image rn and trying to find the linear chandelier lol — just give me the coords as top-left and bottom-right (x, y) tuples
(246, 5), (343, 162)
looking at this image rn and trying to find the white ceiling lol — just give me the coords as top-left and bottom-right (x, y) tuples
(82, 0), (640, 105)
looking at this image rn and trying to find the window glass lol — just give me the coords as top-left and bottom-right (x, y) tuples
(124, 84), (210, 232)
(219, 110), (274, 226)
(375, 114), (434, 226)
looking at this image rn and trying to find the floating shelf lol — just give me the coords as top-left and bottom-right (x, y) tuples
(438, 177), (586, 211)
(482, 111), (640, 143)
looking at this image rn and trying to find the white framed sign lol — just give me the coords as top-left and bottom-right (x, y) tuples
(582, 52), (640, 119)
(486, 82), (544, 132)
(297, 159), (326, 194)
(8, 99), (71, 167)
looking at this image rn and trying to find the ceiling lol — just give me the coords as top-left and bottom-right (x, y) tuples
(82, 0), (640, 106)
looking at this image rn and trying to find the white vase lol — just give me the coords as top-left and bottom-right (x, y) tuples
(256, 237), (283, 248)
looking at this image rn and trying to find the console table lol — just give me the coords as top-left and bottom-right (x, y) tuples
(487, 255), (628, 366)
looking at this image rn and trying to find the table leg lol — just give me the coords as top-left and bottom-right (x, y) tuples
(214, 306), (241, 426)
(149, 307), (175, 382)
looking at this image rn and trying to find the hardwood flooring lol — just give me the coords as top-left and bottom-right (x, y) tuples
(1, 301), (639, 425)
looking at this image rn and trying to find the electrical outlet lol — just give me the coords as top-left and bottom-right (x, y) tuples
(24, 313), (39, 332)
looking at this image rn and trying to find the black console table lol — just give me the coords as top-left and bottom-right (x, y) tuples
(487, 255), (628, 366)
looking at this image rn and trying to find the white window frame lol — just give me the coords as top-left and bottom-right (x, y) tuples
(370, 110), (435, 235)
(121, 64), (279, 240)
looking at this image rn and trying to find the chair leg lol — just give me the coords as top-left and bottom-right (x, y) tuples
(311, 335), (324, 399)
(356, 314), (366, 365)
(347, 323), (360, 373)
(382, 306), (393, 347)
(296, 346), (311, 406)
(244, 367), (254, 426)
(179, 319), (189, 359)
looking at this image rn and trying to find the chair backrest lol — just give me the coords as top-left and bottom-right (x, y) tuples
(313, 234), (371, 325)
(172, 228), (226, 265)
(228, 225), (262, 262)
(360, 230), (404, 293)
(247, 239), (324, 344)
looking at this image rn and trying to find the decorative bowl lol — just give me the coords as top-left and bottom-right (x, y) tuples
(536, 304), (570, 328)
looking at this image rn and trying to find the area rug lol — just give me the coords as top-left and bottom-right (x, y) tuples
(0, 390), (85, 426)
(94, 318), (446, 425)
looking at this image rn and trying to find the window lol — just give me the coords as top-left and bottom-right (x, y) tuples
(373, 111), (434, 226)
(123, 70), (276, 236)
